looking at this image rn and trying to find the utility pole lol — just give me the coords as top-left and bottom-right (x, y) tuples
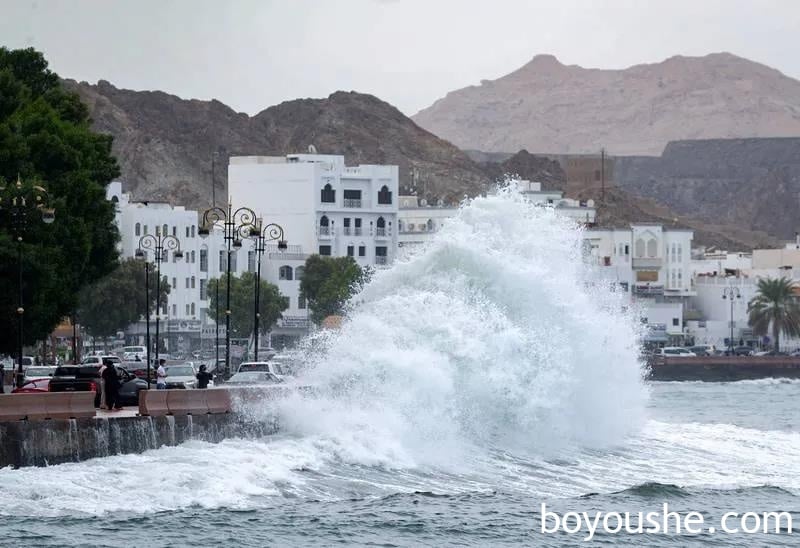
(600, 148), (606, 202)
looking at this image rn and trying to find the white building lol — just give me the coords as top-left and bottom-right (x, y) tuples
(585, 223), (694, 344)
(107, 182), (257, 353)
(518, 180), (597, 224)
(228, 153), (399, 344)
(397, 195), (459, 251)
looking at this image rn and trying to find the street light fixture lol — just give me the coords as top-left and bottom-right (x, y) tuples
(250, 218), (287, 360)
(137, 232), (183, 386)
(199, 201), (286, 376)
(0, 176), (56, 390)
(722, 286), (742, 355)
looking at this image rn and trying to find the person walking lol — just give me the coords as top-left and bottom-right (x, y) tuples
(97, 359), (107, 409)
(156, 359), (167, 389)
(196, 364), (213, 389)
(101, 358), (122, 410)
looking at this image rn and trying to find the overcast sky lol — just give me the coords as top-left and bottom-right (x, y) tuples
(2, 0), (799, 116)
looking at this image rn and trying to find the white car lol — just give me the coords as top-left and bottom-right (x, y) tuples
(82, 355), (122, 366)
(236, 361), (287, 379)
(164, 364), (202, 389)
(655, 347), (697, 357)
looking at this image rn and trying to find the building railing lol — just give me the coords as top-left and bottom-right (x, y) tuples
(343, 227), (352, 236)
(632, 257), (663, 269)
(269, 252), (308, 261)
(343, 199), (362, 208)
(375, 227), (389, 237)
(319, 226), (331, 236)
(279, 316), (310, 329)
(354, 227), (363, 236)
(375, 256), (388, 265)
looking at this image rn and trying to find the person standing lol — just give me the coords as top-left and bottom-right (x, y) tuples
(196, 364), (213, 389)
(156, 359), (167, 389)
(101, 358), (122, 410)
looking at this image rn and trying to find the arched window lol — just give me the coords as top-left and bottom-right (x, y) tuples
(376, 216), (386, 228)
(427, 219), (434, 231)
(135, 222), (141, 236)
(320, 215), (329, 226)
(377, 185), (392, 205)
(295, 266), (305, 281)
(634, 238), (645, 258)
(162, 224), (168, 237)
(319, 215), (330, 236)
(398, 220), (404, 232)
(144, 225), (148, 235)
(646, 238), (657, 258)
(279, 265), (293, 281)
(321, 183), (335, 203)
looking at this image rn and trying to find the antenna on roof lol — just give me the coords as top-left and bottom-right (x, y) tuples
(308, 144), (317, 154)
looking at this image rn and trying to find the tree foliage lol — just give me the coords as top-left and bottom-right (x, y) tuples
(0, 47), (120, 353)
(299, 255), (366, 324)
(747, 276), (800, 352)
(78, 258), (170, 339)
(208, 272), (287, 339)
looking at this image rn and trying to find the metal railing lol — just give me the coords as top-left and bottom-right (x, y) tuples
(319, 226), (331, 236)
(375, 256), (388, 265)
(343, 199), (362, 208)
(343, 227), (352, 236)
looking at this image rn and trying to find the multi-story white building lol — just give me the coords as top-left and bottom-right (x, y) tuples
(107, 182), (258, 353)
(397, 195), (459, 251)
(228, 153), (399, 344)
(518, 180), (597, 224)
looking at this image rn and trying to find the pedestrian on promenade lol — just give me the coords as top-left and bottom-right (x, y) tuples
(97, 359), (107, 409)
(156, 359), (167, 389)
(101, 358), (122, 410)
(196, 364), (213, 389)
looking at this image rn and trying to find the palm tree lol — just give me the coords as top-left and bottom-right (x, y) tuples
(747, 277), (800, 352)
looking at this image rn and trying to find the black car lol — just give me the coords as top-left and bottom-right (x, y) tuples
(50, 364), (148, 407)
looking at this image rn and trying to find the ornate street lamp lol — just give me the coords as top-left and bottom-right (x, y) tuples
(250, 218), (287, 360)
(722, 286), (742, 355)
(199, 201), (286, 375)
(136, 233), (183, 386)
(0, 176), (55, 390)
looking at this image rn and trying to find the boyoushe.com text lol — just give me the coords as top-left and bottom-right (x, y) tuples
(538, 503), (793, 541)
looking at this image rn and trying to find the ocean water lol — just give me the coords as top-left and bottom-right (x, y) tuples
(0, 188), (797, 546)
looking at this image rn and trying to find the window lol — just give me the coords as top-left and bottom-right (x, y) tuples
(375, 246), (388, 265)
(347, 245), (354, 257)
(186, 226), (190, 238)
(191, 276), (196, 289)
(319, 245), (332, 256)
(279, 265), (293, 280)
(135, 223), (141, 236)
(295, 266), (305, 281)
(377, 185), (392, 205)
(186, 304), (190, 316)
(172, 226), (177, 237)
(200, 249), (208, 272)
(144, 225), (148, 235)
(172, 277), (176, 290)
(200, 279), (207, 300)
(191, 250), (196, 264)
(191, 225), (196, 238)
(319, 215), (330, 236)
(358, 245), (366, 257)
(343, 217), (351, 235)
(298, 294), (306, 309)
(191, 303), (195, 316)
(169, 304), (174, 316)
(376, 216), (386, 236)
(354, 217), (362, 236)
(321, 183), (336, 203)
(230, 250), (238, 272)
(248, 251), (256, 273)
(426, 219), (434, 231)
(185, 278), (190, 289)
(281, 296), (290, 309)
(646, 238), (657, 258)
(219, 250), (225, 271)
(162, 224), (168, 238)
(156, 225), (161, 237)
(343, 189), (362, 208)
(672, 318), (680, 327)
(635, 238), (645, 258)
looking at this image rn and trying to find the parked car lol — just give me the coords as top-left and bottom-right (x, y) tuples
(236, 361), (287, 378)
(225, 371), (284, 386)
(731, 346), (754, 356)
(753, 350), (787, 356)
(50, 364), (147, 407)
(655, 347), (697, 357)
(116, 367), (150, 405)
(81, 355), (121, 367)
(164, 364), (199, 389)
(23, 365), (57, 381)
(12, 378), (51, 393)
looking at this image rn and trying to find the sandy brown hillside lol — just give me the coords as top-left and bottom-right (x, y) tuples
(413, 53), (800, 156)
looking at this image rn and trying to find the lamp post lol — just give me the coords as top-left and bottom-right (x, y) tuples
(722, 286), (742, 355)
(250, 218), (287, 360)
(0, 176), (56, 389)
(136, 233), (183, 386)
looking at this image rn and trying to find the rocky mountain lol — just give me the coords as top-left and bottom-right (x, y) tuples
(615, 138), (800, 240)
(413, 53), (800, 156)
(63, 80), (490, 208)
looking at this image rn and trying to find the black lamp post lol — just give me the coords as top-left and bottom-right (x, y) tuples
(0, 176), (55, 389)
(722, 286), (742, 355)
(250, 218), (287, 360)
(198, 202), (259, 378)
(136, 233), (183, 386)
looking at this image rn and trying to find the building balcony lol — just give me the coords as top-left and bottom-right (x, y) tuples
(375, 256), (388, 265)
(318, 226), (333, 238)
(343, 227), (352, 236)
(375, 227), (391, 238)
(278, 316), (310, 329)
(343, 198), (362, 208)
(632, 257), (663, 269)
(633, 284), (664, 297)
(354, 227), (363, 236)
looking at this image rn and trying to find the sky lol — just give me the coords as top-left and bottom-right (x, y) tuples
(2, 0), (800, 116)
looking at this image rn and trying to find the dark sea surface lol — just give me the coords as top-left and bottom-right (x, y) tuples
(0, 379), (797, 547)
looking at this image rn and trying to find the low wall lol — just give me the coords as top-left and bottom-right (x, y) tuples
(0, 388), (280, 468)
(648, 356), (800, 381)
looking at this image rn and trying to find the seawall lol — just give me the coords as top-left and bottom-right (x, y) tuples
(648, 356), (800, 381)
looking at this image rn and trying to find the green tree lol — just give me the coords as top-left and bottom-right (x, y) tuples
(208, 272), (287, 339)
(747, 276), (800, 352)
(0, 47), (120, 353)
(299, 255), (365, 324)
(78, 258), (170, 341)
